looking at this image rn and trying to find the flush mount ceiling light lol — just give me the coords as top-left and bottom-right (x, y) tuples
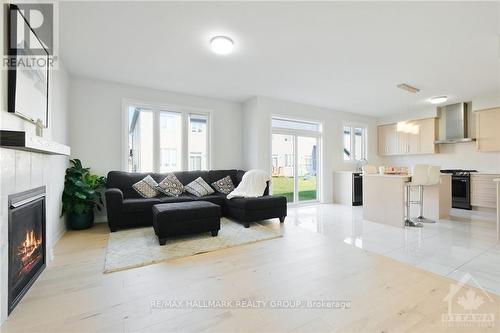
(210, 36), (234, 55)
(429, 96), (448, 104)
(397, 83), (420, 94)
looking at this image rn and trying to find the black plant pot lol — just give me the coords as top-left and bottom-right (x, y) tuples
(67, 210), (94, 230)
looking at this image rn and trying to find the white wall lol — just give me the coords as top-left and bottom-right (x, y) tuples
(242, 96), (383, 203)
(68, 76), (243, 177)
(0, 7), (70, 323)
(377, 101), (500, 173)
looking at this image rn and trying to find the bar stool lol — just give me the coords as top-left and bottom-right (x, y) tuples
(405, 165), (441, 227)
(405, 165), (428, 227)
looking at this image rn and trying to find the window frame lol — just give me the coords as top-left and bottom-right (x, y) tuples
(122, 98), (212, 172)
(343, 122), (368, 163)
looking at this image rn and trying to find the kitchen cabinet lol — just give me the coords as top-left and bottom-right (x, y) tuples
(378, 124), (397, 156)
(419, 118), (438, 154)
(378, 118), (437, 156)
(476, 107), (500, 152)
(471, 174), (498, 209)
(396, 121), (420, 154)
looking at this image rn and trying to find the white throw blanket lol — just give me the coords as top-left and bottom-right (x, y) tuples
(227, 169), (270, 199)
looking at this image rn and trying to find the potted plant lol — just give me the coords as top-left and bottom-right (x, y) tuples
(61, 159), (106, 230)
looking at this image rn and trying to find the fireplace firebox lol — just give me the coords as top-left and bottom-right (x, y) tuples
(8, 186), (46, 315)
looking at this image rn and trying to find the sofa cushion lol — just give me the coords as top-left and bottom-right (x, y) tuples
(195, 193), (226, 206)
(107, 171), (153, 198)
(208, 170), (238, 186)
(225, 196), (287, 210)
(185, 177), (215, 197)
(171, 171), (210, 187)
(157, 173), (185, 197)
(132, 175), (160, 198)
(123, 198), (161, 212)
(211, 175), (235, 194)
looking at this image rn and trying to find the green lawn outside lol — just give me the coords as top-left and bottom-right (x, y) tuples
(271, 176), (317, 202)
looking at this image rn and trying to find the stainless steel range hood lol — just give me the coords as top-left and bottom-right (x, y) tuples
(434, 102), (476, 144)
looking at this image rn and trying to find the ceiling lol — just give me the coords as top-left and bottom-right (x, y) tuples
(59, 1), (500, 116)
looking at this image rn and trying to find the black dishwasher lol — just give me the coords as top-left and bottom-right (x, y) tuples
(352, 172), (363, 206)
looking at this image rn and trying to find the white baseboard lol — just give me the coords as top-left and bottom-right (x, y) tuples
(95, 216), (108, 223)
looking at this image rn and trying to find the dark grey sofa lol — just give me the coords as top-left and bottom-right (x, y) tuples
(105, 170), (287, 232)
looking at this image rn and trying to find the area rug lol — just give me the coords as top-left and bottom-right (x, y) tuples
(104, 218), (282, 273)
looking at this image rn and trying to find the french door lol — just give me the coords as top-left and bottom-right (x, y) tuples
(271, 133), (320, 204)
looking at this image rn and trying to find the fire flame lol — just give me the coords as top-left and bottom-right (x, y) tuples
(17, 230), (42, 276)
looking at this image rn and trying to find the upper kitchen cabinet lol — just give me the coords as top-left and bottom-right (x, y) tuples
(476, 107), (500, 152)
(418, 118), (438, 154)
(378, 118), (437, 156)
(378, 124), (398, 156)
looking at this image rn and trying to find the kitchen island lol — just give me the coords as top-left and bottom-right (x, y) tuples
(363, 174), (452, 227)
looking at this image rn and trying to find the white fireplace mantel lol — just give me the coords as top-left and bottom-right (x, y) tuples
(0, 130), (70, 156)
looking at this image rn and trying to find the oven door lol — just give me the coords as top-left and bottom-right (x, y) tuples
(452, 175), (471, 210)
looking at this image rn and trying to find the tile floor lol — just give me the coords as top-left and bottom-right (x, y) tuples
(287, 204), (500, 295)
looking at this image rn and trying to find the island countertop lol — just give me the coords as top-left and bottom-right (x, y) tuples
(362, 174), (410, 179)
(362, 173), (451, 179)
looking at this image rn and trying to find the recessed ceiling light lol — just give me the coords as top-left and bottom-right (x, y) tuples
(429, 96), (448, 104)
(210, 36), (234, 55)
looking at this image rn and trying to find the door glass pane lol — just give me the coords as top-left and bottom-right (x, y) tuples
(128, 108), (153, 172)
(298, 136), (318, 201)
(343, 126), (351, 160)
(159, 112), (182, 172)
(271, 134), (294, 203)
(188, 114), (208, 171)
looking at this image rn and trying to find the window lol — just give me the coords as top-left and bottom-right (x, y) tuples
(354, 127), (365, 160)
(189, 153), (202, 170)
(191, 122), (203, 133)
(188, 114), (208, 171)
(126, 105), (210, 172)
(161, 148), (177, 170)
(159, 112), (182, 172)
(343, 124), (367, 161)
(343, 126), (351, 161)
(128, 109), (153, 172)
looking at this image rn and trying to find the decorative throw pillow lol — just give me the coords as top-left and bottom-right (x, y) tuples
(211, 175), (235, 194)
(185, 177), (215, 197)
(132, 175), (160, 198)
(157, 173), (184, 197)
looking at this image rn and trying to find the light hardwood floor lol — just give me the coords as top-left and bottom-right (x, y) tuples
(2, 210), (500, 333)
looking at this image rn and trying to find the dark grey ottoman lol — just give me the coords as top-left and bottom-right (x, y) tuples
(152, 201), (221, 245)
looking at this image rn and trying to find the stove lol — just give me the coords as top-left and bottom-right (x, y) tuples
(441, 169), (478, 176)
(441, 169), (477, 210)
